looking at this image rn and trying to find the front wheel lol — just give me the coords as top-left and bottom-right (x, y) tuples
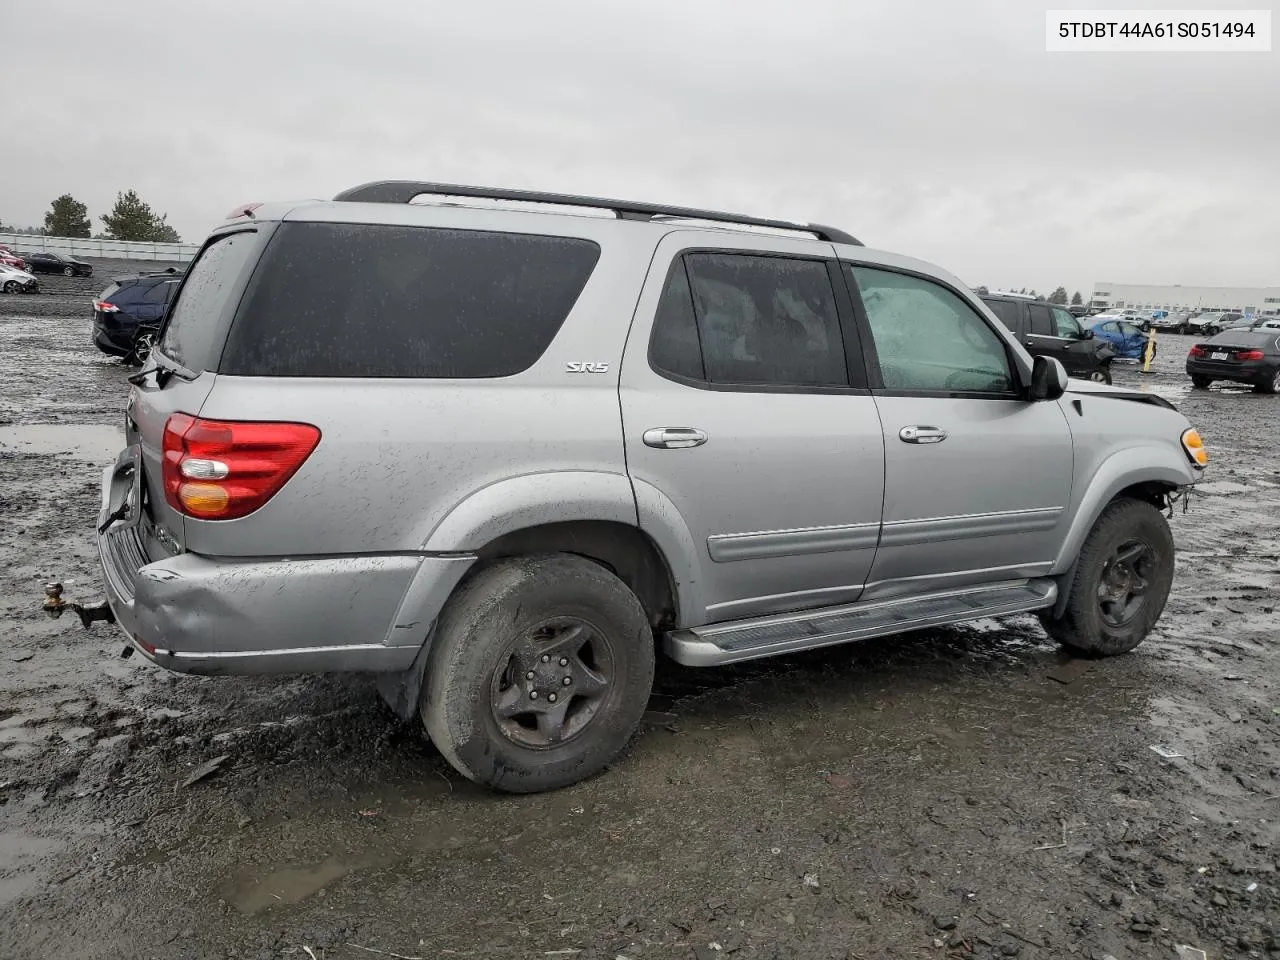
(1039, 498), (1175, 657)
(62, 266), (74, 277)
(1191, 375), (1212, 389)
(422, 554), (655, 793)
(2, 280), (18, 294)
(1088, 367), (1112, 385)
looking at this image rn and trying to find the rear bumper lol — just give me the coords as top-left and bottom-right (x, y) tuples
(1185, 358), (1271, 383)
(93, 326), (132, 356)
(97, 469), (475, 675)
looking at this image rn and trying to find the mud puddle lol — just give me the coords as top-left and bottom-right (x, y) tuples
(0, 423), (123, 464)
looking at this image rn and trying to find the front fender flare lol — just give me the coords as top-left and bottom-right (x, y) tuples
(1050, 445), (1198, 578)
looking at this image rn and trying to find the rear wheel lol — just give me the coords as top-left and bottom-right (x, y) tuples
(1040, 498), (1175, 657)
(125, 332), (155, 367)
(1254, 369), (1280, 395)
(1191, 375), (1212, 389)
(421, 554), (655, 793)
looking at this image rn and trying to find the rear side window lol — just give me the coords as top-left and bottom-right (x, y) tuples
(220, 223), (600, 378)
(141, 281), (175, 304)
(649, 260), (706, 381)
(160, 231), (259, 373)
(1026, 303), (1054, 336)
(983, 299), (1020, 330)
(677, 253), (847, 387)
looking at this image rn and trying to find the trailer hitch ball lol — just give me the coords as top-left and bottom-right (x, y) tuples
(40, 582), (116, 629)
(43, 582), (67, 619)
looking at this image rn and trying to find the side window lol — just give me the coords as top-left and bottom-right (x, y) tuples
(682, 253), (847, 387)
(849, 266), (1014, 395)
(1050, 307), (1083, 338)
(1026, 303), (1054, 336)
(649, 260), (706, 381)
(141, 281), (172, 304)
(983, 299), (1020, 330)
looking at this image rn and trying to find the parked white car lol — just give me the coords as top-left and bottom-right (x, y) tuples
(0, 264), (40, 294)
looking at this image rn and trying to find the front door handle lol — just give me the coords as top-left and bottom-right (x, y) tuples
(899, 425), (947, 444)
(643, 427), (708, 449)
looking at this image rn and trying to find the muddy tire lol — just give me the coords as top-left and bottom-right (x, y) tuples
(1191, 376), (1212, 389)
(421, 554), (655, 793)
(1040, 498), (1175, 657)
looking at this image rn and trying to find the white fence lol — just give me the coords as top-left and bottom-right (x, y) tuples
(0, 232), (199, 263)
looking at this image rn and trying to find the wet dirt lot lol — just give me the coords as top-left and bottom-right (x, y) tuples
(2, 268), (1278, 960)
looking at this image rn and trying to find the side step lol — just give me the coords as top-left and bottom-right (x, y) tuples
(664, 579), (1057, 667)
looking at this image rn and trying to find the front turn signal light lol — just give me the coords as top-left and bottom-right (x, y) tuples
(1181, 428), (1208, 468)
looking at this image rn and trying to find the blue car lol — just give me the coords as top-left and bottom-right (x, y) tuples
(1089, 318), (1154, 360)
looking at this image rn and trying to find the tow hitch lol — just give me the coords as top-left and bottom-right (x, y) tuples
(42, 582), (116, 629)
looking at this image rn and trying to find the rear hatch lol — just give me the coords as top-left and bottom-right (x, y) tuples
(124, 228), (269, 554)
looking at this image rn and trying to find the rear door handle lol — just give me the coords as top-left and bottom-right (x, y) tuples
(643, 427), (708, 449)
(899, 425), (947, 444)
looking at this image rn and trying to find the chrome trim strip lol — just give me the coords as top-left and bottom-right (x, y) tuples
(164, 643), (389, 660)
(707, 521), (880, 562)
(705, 582), (865, 618)
(879, 507), (1062, 547)
(862, 561), (1054, 592)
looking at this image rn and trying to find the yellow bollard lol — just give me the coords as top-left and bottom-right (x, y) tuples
(1141, 328), (1157, 373)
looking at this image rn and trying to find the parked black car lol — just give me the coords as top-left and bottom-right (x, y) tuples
(1186, 330), (1280, 393)
(23, 252), (94, 277)
(979, 292), (1116, 383)
(92, 268), (183, 364)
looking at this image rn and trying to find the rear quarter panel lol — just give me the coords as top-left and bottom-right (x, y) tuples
(185, 212), (661, 558)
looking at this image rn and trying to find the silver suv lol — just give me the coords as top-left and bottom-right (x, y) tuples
(89, 182), (1208, 793)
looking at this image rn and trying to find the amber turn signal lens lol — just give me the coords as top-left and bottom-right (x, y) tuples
(178, 482), (232, 517)
(1181, 428), (1207, 467)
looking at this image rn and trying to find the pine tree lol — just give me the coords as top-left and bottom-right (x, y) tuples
(101, 190), (181, 242)
(44, 194), (91, 238)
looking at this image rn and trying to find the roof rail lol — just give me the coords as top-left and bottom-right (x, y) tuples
(332, 181), (862, 246)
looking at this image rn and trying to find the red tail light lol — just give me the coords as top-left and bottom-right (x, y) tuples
(94, 300), (119, 313)
(1188, 345), (1208, 358)
(1236, 349), (1264, 361)
(162, 414), (321, 520)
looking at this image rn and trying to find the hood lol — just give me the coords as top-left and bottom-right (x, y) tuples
(1065, 377), (1176, 410)
(0, 269), (36, 281)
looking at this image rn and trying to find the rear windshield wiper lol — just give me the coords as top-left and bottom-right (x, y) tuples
(127, 351), (180, 388)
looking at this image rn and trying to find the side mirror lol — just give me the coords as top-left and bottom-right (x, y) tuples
(1080, 328), (1094, 340)
(1030, 355), (1069, 401)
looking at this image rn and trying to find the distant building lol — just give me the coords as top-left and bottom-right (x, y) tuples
(1090, 282), (1280, 316)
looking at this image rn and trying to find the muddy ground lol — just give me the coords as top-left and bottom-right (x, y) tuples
(2, 265), (1278, 960)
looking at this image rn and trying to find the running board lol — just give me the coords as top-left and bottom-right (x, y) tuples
(665, 579), (1057, 667)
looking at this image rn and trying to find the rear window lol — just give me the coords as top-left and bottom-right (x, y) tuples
(219, 222), (601, 378)
(160, 230), (259, 373)
(98, 282), (123, 303)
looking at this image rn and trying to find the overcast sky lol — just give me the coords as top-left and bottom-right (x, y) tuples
(3, 0), (1277, 295)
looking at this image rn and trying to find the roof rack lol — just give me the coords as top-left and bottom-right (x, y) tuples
(332, 181), (862, 246)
